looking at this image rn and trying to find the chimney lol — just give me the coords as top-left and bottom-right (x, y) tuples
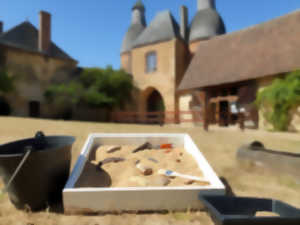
(180, 6), (188, 41)
(39, 11), (51, 52)
(0, 22), (3, 34)
(197, 0), (215, 11)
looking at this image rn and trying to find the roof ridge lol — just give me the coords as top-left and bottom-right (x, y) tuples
(179, 8), (300, 91)
(211, 9), (300, 43)
(168, 11), (180, 38)
(132, 10), (182, 48)
(0, 21), (36, 38)
(0, 20), (76, 61)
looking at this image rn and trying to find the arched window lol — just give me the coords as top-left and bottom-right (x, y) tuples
(146, 51), (157, 73)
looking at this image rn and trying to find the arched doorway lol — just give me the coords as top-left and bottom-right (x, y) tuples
(147, 90), (165, 112)
(141, 88), (165, 124)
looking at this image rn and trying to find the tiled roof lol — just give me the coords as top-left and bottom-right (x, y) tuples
(0, 21), (76, 61)
(133, 11), (180, 48)
(179, 10), (300, 90)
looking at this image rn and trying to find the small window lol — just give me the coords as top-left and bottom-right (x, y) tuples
(146, 51), (157, 73)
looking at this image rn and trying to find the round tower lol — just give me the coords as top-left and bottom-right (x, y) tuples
(189, 0), (225, 55)
(197, 0), (215, 10)
(121, 0), (146, 73)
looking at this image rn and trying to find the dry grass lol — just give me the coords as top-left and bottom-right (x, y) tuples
(0, 116), (300, 225)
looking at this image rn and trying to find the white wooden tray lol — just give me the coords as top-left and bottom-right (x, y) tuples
(63, 133), (225, 214)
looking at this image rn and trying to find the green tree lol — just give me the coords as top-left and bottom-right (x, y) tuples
(45, 66), (134, 109)
(0, 69), (14, 94)
(45, 81), (84, 106)
(256, 70), (300, 131)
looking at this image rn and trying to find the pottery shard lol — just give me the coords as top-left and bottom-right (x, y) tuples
(107, 146), (122, 153)
(184, 180), (195, 185)
(184, 180), (210, 186)
(136, 163), (153, 176)
(132, 142), (153, 153)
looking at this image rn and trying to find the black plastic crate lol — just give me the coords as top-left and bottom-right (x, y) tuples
(199, 195), (300, 225)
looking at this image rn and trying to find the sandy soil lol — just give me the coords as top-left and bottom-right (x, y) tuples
(76, 145), (206, 188)
(0, 117), (300, 225)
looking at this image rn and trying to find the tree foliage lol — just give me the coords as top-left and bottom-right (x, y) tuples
(45, 66), (133, 109)
(0, 69), (14, 94)
(256, 70), (300, 131)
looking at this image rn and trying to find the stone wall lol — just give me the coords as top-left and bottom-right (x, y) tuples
(120, 38), (204, 125)
(189, 40), (201, 56)
(131, 40), (177, 113)
(175, 39), (190, 88)
(120, 52), (131, 74)
(178, 94), (193, 125)
(3, 47), (77, 118)
(256, 76), (274, 130)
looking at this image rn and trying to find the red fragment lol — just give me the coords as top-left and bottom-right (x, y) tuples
(160, 144), (173, 149)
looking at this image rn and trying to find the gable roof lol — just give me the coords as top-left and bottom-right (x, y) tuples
(179, 10), (300, 91)
(133, 10), (180, 48)
(0, 21), (76, 61)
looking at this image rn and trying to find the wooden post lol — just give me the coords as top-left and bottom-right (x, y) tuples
(194, 90), (210, 131)
(216, 101), (220, 126)
(205, 91), (211, 131)
(239, 112), (245, 131)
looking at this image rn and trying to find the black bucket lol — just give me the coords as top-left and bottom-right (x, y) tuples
(0, 132), (75, 211)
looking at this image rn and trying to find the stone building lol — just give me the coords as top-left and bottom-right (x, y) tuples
(120, 0), (225, 123)
(0, 11), (77, 118)
(179, 9), (300, 131)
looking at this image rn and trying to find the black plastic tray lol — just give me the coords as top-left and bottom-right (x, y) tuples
(199, 195), (300, 225)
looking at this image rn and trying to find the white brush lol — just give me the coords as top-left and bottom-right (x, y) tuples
(158, 169), (209, 182)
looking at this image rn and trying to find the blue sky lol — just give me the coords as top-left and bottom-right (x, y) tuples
(1, 0), (300, 69)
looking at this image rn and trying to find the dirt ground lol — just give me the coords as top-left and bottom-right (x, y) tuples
(0, 116), (300, 225)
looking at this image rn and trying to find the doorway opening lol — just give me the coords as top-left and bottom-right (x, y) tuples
(146, 89), (165, 124)
(219, 101), (229, 127)
(0, 97), (11, 115)
(29, 101), (40, 118)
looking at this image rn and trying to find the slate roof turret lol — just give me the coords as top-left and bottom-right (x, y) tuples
(121, 0), (146, 54)
(189, 0), (225, 42)
(132, 0), (145, 11)
(133, 10), (180, 48)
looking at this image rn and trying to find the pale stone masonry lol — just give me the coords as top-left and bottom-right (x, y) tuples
(0, 11), (77, 118)
(121, 0), (225, 123)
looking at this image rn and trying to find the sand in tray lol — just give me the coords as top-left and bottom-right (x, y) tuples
(75, 145), (209, 188)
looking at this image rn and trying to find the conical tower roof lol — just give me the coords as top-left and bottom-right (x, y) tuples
(133, 11), (180, 48)
(189, 0), (225, 42)
(121, 0), (146, 53)
(132, 0), (145, 11)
